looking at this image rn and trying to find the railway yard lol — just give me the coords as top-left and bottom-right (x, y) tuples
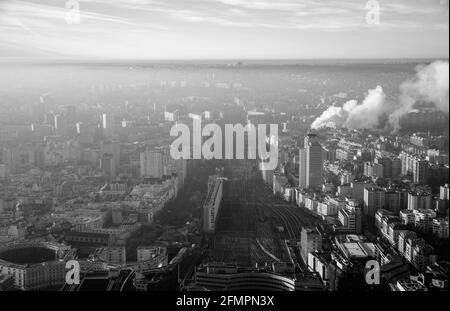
(207, 160), (322, 267)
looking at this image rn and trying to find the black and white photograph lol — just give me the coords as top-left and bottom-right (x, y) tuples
(0, 0), (448, 305)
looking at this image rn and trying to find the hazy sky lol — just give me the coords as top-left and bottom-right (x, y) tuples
(0, 0), (449, 60)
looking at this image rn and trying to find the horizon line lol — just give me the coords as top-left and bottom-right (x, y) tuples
(0, 56), (448, 65)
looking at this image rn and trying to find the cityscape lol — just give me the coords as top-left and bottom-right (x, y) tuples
(0, 0), (449, 296)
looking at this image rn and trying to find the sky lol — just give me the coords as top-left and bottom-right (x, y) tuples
(0, 0), (449, 60)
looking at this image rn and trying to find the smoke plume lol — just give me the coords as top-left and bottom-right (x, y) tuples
(389, 60), (449, 131)
(311, 61), (449, 131)
(311, 86), (387, 130)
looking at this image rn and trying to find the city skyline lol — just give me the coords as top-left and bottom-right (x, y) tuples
(0, 0), (448, 297)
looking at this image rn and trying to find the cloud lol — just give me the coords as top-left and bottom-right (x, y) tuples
(0, 0), (448, 59)
(1, 0), (135, 26)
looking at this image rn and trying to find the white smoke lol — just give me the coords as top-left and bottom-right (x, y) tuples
(389, 60), (449, 131)
(312, 61), (449, 131)
(311, 86), (387, 130)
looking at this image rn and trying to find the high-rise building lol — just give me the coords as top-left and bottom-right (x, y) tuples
(54, 114), (67, 136)
(140, 149), (164, 179)
(363, 187), (386, 217)
(305, 133), (323, 189)
(440, 184), (450, 201)
(102, 113), (115, 138)
(399, 152), (415, 176)
(375, 157), (392, 178)
(413, 159), (429, 185)
(298, 148), (307, 189)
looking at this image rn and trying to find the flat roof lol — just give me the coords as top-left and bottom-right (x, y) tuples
(343, 243), (367, 258)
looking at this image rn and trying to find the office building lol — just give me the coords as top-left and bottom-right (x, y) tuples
(304, 133), (323, 190)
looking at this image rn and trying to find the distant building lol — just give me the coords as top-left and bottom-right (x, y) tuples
(364, 162), (384, 179)
(407, 191), (432, 210)
(140, 149), (164, 179)
(100, 153), (116, 179)
(100, 140), (120, 171)
(102, 113), (115, 138)
(375, 157), (392, 178)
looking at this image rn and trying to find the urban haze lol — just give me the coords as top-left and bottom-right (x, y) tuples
(0, 0), (449, 294)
